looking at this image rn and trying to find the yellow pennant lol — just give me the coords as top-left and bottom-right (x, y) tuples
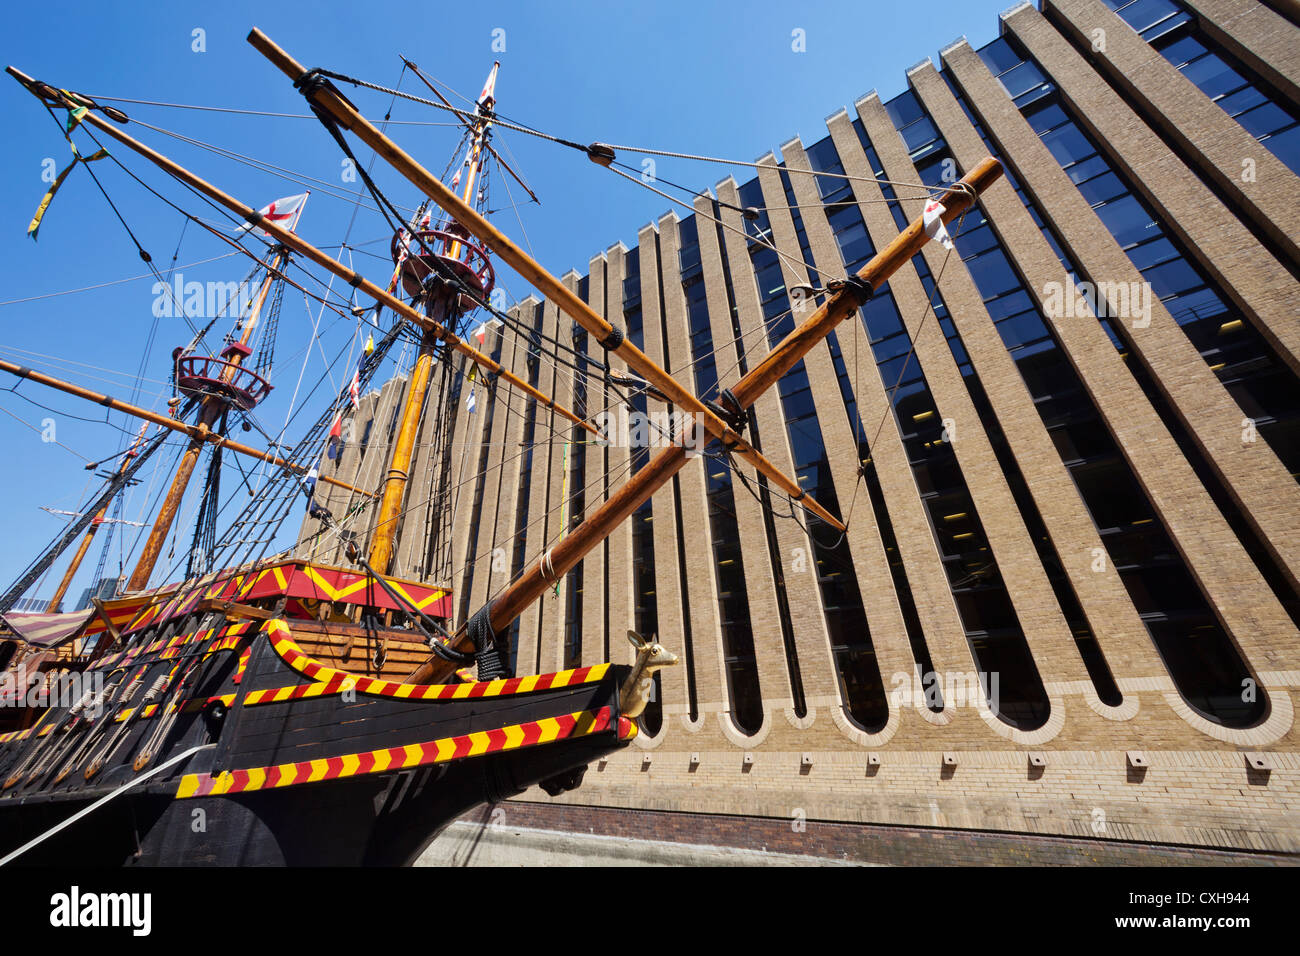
(364, 332), (374, 356)
(27, 144), (109, 241)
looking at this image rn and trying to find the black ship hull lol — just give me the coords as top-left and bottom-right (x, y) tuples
(0, 611), (633, 866)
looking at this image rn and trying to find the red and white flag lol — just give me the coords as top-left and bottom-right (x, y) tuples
(470, 317), (503, 346)
(922, 198), (954, 251)
(326, 411), (343, 460)
(477, 62), (500, 110)
(238, 192), (309, 236)
(451, 146), (472, 191)
(349, 369), (361, 410)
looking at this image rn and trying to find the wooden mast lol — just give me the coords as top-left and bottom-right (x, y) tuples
(405, 158), (1003, 682)
(367, 62), (499, 575)
(125, 248), (288, 592)
(366, 327), (436, 574)
(245, 29), (846, 533)
(44, 422), (149, 612)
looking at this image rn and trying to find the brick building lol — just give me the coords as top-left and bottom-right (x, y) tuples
(300, 0), (1300, 864)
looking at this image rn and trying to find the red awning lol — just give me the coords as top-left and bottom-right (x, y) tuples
(1, 609), (94, 648)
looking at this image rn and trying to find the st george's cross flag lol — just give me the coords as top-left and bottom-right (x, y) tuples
(478, 62), (500, 110)
(238, 192), (309, 236)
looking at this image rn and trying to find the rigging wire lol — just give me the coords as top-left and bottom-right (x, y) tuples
(84, 93), (465, 127)
(0, 402), (91, 463)
(0, 251), (242, 308)
(128, 117), (416, 217)
(294, 65), (950, 197)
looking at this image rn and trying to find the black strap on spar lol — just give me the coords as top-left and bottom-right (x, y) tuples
(467, 604), (511, 681)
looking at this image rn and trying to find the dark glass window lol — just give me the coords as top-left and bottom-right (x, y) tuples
(1105, 0), (1300, 172)
(909, 58), (1275, 725)
(740, 227), (890, 730)
(678, 247), (764, 734)
(1013, 89), (1300, 484)
(624, 263), (662, 733)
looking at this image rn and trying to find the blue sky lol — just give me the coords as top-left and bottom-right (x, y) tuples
(0, 0), (1011, 602)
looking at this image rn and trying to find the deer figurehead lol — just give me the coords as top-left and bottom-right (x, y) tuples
(619, 630), (678, 721)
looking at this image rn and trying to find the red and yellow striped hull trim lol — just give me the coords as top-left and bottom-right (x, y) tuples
(175, 705), (636, 799)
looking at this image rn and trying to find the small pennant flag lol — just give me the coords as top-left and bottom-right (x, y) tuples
(922, 198), (954, 251)
(364, 333), (375, 357)
(451, 146), (472, 191)
(471, 317), (503, 347)
(238, 192), (309, 236)
(66, 105), (89, 133)
(466, 364), (478, 383)
(326, 412), (343, 459)
(466, 387), (477, 413)
(349, 369), (361, 410)
(301, 465), (319, 507)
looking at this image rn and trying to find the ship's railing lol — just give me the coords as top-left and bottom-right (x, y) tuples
(175, 355), (273, 411)
(391, 227), (495, 300)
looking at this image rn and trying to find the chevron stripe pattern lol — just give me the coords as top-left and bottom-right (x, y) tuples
(82, 560), (451, 638)
(174, 705), (627, 799)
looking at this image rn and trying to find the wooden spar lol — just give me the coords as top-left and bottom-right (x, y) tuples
(406, 157), (1004, 683)
(45, 422), (149, 612)
(0, 359), (372, 498)
(366, 330), (437, 574)
(732, 158), (1005, 407)
(3, 66), (596, 444)
(447, 61), (496, 263)
(244, 29), (845, 534)
(234, 247), (283, 348)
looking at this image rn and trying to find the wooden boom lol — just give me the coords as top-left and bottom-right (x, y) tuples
(245, 28), (846, 534)
(0, 359), (372, 498)
(407, 157), (1004, 682)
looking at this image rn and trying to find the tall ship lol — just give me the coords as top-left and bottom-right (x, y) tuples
(0, 28), (999, 865)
